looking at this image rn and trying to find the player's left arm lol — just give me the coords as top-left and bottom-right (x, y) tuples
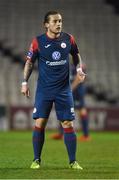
(71, 71), (85, 91)
(70, 35), (86, 88)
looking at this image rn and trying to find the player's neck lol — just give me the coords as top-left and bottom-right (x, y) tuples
(46, 31), (61, 39)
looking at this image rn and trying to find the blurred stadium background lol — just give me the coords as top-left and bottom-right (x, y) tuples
(0, 0), (119, 131)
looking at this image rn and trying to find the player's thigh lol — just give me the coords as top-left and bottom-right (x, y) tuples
(55, 93), (75, 121)
(33, 98), (53, 119)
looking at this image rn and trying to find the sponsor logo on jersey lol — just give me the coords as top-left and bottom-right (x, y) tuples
(61, 42), (66, 48)
(46, 60), (66, 66)
(52, 51), (61, 60)
(45, 44), (51, 48)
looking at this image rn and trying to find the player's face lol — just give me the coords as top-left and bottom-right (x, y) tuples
(45, 14), (62, 35)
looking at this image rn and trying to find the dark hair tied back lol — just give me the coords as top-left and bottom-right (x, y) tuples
(44, 11), (60, 24)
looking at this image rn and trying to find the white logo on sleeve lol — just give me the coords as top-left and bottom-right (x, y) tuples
(33, 108), (37, 113)
(52, 51), (61, 60)
(61, 42), (66, 48)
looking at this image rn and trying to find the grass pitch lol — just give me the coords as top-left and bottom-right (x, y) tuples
(0, 131), (119, 179)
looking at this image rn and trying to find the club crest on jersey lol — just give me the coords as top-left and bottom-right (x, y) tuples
(61, 42), (66, 48)
(52, 51), (61, 60)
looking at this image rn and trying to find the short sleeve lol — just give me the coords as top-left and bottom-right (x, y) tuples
(70, 35), (79, 55)
(26, 38), (39, 62)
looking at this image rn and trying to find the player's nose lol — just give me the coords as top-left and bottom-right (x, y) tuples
(57, 20), (62, 25)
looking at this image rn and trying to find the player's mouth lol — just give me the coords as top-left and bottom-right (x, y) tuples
(55, 28), (61, 33)
(56, 27), (61, 31)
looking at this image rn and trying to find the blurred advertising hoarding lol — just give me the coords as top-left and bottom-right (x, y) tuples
(87, 107), (119, 131)
(0, 105), (9, 131)
(8, 106), (119, 131)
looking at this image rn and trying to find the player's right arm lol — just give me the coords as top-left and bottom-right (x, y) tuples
(21, 38), (38, 98)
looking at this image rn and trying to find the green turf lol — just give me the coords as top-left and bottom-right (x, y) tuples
(0, 131), (119, 179)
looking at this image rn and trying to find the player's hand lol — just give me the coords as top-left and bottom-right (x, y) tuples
(71, 73), (85, 91)
(76, 72), (85, 83)
(21, 83), (30, 98)
(76, 68), (86, 82)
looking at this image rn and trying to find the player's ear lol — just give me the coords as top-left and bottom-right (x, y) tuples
(44, 22), (49, 29)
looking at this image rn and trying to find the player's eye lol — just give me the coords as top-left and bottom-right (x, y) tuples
(53, 20), (57, 23)
(53, 20), (62, 24)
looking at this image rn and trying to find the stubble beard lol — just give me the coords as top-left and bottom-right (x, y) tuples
(49, 28), (62, 37)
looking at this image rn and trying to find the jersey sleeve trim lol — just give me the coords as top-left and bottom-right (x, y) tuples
(69, 34), (76, 45)
(26, 38), (39, 62)
(69, 34), (79, 55)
